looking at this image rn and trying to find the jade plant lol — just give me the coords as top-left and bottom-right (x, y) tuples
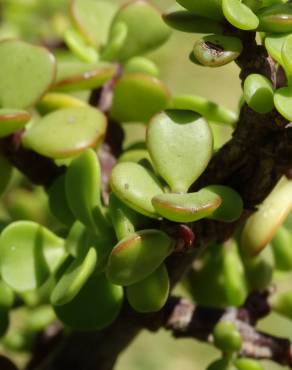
(1, 0), (292, 369)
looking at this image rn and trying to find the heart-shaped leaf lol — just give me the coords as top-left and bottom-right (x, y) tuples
(0, 109), (31, 138)
(111, 73), (171, 123)
(110, 162), (164, 218)
(176, 0), (224, 21)
(274, 86), (292, 121)
(147, 110), (213, 193)
(51, 247), (97, 306)
(243, 74), (274, 114)
(106, 229), (174, 286)
(257, 3), (292, 33)
(205, 185), (243, 222)
(0, 221), (65, 291)
(108, 0), (171, 61)
(222, 0), (259, 30)
(126, 263), (169, 313)
(54, 273), (123, 330)
(192, 34), (243, 67)
(54, 61), (115, 92)
(152, 190), (222, 223)
(170, 95), (237, 125)
(70, 0), (117, 48)
(0, 39), (56, 109)
(37, 93), (88, 115)
(163, 11), (224, 34)
(22, 107), (107, 159)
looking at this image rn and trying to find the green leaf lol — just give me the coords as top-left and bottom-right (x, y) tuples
(222, 0), (259, 30)
(48, 174), (75, 227)
(70, 0), (117, 48)
(243, 74), (274, 114)
(170, 95), (237, 125)
(206, 358), (235, 370)
(265, 33), (289, 65)
(123, 57), (159, 77)
(152, 190), (222, 223)
(126, 263), (169, 313)
(0, 221), (65, 292)
(22, 107), (107, 159)
(64, 27), (99, 63)
(281, 34), (292, 76)
(54, 273), (123, 330)
(37, 93), (88, 115)
(223, 240), (247, 306)
(176, 0), (224, 21)
(0, 39), (56, 109)
(274, 86), (292, 121)
(147, 110), (213, 193)
(0, 109), (31, 138)
(213, 320), (242, 353)
(192, 34), (243, 68)
(65, 149), (103, 231)
(111, 73), (171, 123)
(110, 162), (164, 219)
(234, 359), (264, 370)
(257, 3), (292, 33)
(271, 226), (292, 271)
(106, 229), (174, 286)
(108, 0), (171, 61)
(206, 185), (243, 222)
(54, 61), (115, 92)
(51, 247), (97, 306)
(163, 11), (223, 34)
(108, 193), (148, 240)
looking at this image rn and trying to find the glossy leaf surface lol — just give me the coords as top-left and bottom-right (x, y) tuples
(106, 230), (174, 286)
(147, 110), (213, 193)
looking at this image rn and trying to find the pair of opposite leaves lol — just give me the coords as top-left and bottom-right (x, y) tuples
(110, 109), (243, 223)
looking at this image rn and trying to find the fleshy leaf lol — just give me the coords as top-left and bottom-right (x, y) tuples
(51, 247), (97, 306)
(70, 0), (117, 48)
(22, 107), (107, 159)
(152, 190), (222, 223)
(0, 109), (31, 138)
(126, 263), (169, 313)
(274, 86), (292, 121)
(222, 0), (259, 30)
(170, 95), (237, 125)
(0, 39), (56, 109)
(110, 162), (164, 219)
(108, 0), (171, 61)
(147, 110), (213, 193)
(54, 273), (123, 330)
(257, 3), (292, 33)
(243, 74), (274, 114)
(192, 34), (243, 67)
(54, 61), (115, 92)
(176, 0), (224, 21)
(111, 73), (171, 123)
(106, 229), (174, 286)
(0, 221), (65, 292)
(163, 11), (224, 34)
